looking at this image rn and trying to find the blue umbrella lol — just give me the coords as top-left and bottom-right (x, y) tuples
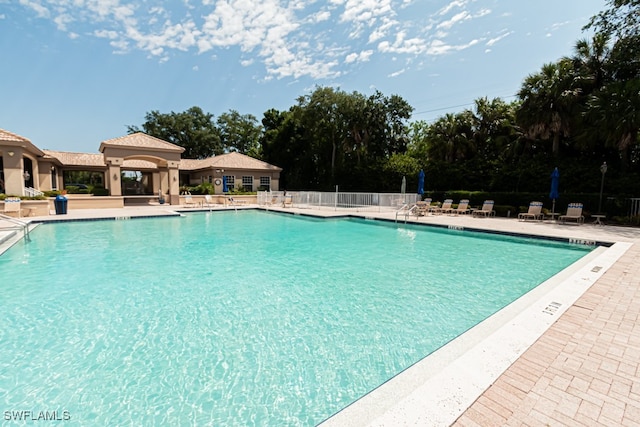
(222, 175), (228, 193)
(549, 167), (560, 214)
(417, 169), (425, 195)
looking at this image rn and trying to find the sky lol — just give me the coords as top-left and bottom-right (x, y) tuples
(1, 0), (606, 153)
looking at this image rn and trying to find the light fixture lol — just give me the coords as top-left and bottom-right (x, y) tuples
(598, 162), (608, 213)
(23, 171), (31, 181)
(113, 173), (118, 180)
(7, 151), (14, 157)
(51, 165), (56, 171)
(173, 176), (177, 181)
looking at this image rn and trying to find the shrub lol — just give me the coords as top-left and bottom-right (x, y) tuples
(91, 186), (109, 196)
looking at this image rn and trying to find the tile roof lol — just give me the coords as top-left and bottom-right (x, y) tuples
(43, 150), (105, 166)
(0, 128), (31, 143)
(179, 152), (282, 171)
(0, 128), (45, 156)
(99, 132), (185, 153)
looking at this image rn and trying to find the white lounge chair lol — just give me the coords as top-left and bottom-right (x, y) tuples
(451, 199), (470, 215)
(559, 203), (584, 224)
(473, 200), (495, 217)
(432, 199), (453, 215)
(183, 193), (197, 208)
(518, 201), (544, 221)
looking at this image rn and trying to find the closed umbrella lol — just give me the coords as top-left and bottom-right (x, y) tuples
(549, 167), (560, 214)
(401, 176), (406, 194)
(417, 169), (425, 195)
(222, 175), (228, 193)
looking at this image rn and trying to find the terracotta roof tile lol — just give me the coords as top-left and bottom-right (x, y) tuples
(180, 152), (281, 171)
(43, 150), (105, 166)
(0, 128), (31, 143)
(100, 132), (185, 153)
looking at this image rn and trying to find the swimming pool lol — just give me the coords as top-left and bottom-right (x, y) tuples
(0, 211), (592, 425)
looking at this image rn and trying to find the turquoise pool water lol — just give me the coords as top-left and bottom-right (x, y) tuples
(0, 211), (591, 426)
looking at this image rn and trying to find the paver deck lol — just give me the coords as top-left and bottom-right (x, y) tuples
(454, 243), (640, 427)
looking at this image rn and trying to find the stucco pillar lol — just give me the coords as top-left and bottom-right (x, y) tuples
(168, 161), (180, 205)
(2, 148), (25, 196)
(106, 157), (123, 197)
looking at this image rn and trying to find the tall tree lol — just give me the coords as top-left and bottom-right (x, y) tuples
(217, 110), (262, 157)
(516, 60), (579, 155)
(128, 106), (222, 159)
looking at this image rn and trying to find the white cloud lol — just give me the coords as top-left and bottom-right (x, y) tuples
(436, 11), (470, 30)
(486, 31), (512, 47)
(388, 68), (405, 77)
(13, 0), (492, 80)
(426, 38), (479, 55)
(345, 49), (373, 63)
(18, 0), (49, 18)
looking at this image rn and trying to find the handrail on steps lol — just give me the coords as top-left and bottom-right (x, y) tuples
(0, 213), (31, 242)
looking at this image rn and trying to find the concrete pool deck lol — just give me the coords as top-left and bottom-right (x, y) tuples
(2, 205), (639, 426)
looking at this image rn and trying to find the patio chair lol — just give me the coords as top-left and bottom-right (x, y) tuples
(203, 194), (214, 209)
(183, 193), (197, 208)
(432, 199), (453, 215)
(518, 201), (544, 221)
(408, 198), (432, 217)
(451, 199), (470, 215)
(3, 197), (22, 218)
(559, 203), (584, 224)
(472, 200), (495, 217)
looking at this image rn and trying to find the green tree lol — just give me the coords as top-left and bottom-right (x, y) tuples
(516, 60), (579, 155)
(217, 110), (262, 158)
(128, 106), (222, 159)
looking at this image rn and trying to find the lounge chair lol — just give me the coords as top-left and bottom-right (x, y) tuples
(282, 196), (293, 208)
(451, 199), (470, 215)
(203, 194), (214, 208)
(473, 200), (495, 217)
(558, 203), (584, 224)
(183, 193), (197, 208)
(409, 198), (432, 217)
(518, 201), (544, 221)
(3, 197), (22, 218)
(432, 199), (453, 215)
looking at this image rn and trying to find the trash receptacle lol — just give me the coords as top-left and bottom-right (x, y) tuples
(54, 195), (68, 215)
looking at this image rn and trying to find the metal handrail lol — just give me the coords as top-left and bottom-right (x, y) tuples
(0, 213), (31, 242)
(24, 187), (44, 197)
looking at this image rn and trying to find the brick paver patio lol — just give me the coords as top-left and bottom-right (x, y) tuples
(454, 243), (640, 426)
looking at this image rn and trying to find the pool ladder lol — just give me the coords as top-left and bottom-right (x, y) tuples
(395, 203), (416, 223)
(0, 213), (32, 242)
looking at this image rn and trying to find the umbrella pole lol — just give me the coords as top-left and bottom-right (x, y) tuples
(552, 199), (556, 215)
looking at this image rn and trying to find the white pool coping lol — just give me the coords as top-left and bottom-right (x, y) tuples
(320, 242), (631, 426)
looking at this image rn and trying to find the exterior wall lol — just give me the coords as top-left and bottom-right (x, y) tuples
(2, 148), (26, 196)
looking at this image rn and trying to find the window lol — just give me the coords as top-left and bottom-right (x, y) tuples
(224, 175), (235, 190)
(242, 176), (253, 191)
(50, 167), (58, 190)
(259, 176), (270, 190)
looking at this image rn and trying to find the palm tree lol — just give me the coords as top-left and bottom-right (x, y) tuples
(516, 60), (580, 155)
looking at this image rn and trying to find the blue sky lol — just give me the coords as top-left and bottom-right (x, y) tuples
(1, 0), (604, 153)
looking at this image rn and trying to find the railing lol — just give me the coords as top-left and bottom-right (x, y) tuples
(24, 187), (44, 197)
(258, 191), (421, 212)
(0, 213), (31, 242)
(630, 198), (640, 217)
